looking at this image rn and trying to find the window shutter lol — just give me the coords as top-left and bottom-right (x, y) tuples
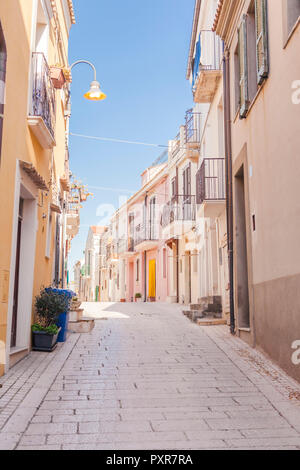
(238, 15), (249, 118)
(255, 0), (269, 85)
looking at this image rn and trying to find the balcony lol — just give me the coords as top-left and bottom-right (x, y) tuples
(192, 31), (222, 103)
(66, 208), (80, 238)
(170, 132), (181, 160)
(28, 53), (56, 149)
(196, 158), (226, 217)
(117, 237), (136, 258)
(184, 110), (201, 161)
(170, 110), (202, 162)
(60, 151), (71, 192)
(50, 184), (62, 214)
(161, 195), (196, 238)
(134, 223), (158, 251)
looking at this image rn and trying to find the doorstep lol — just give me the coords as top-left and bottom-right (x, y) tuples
(9, 346), (29, 368)
(196, 318), (227, 326)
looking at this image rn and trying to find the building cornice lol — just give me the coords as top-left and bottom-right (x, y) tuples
(67, 0), (76, 24)
(186, 0), (202, 80)
(213, 0), (241, 42)
(50, 0), (76, 25)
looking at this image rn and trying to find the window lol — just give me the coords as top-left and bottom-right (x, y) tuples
(136, 258), (139, 281)
(163, 248), (167, 279)
(283, 0), (300, 41)
(0, 21), (6, 165)
(149, 197), (156, 239)
(35, 0), (50, 57)
(193, 252), (198, 273)
(237, 0), (269, 118)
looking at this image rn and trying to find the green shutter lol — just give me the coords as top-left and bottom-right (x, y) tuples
(255, 0), (269, 85)
(238, 15), (249, 118)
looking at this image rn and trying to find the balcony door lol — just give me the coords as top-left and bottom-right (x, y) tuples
(183, 164), (192, 219)
(149, 197), (156, 239)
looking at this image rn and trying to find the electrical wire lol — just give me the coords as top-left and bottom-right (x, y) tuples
(70, 132), (168, 148)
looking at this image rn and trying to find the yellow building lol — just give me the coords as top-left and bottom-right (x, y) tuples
(0, 0), (78, 376)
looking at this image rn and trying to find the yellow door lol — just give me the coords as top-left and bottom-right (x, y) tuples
(148, 259), (156, 299)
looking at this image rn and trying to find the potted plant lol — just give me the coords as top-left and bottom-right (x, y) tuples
(50, 64), (66, 89)
(135, 292), (142, 302)
(32, 288), (70, 351)
(45, 288), (75, 342)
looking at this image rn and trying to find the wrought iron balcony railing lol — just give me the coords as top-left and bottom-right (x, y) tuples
(117, 237), (135, 254)
(134, 223), (158, 247)
(196, 158), (225, 204)
(30, 52), (56, 139)
(185, 110), (202, 144)
(161, 195), (196, 228)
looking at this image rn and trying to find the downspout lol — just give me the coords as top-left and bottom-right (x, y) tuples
(176, 239), (179, 303)
(144, 195), (148, 302)
(144, 251), (147, 302)
(223, 46), (235, 334)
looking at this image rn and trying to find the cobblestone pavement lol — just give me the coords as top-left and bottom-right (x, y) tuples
(0, 302), (300, 450)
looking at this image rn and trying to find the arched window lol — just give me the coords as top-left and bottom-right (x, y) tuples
(0, 21), (7, 164)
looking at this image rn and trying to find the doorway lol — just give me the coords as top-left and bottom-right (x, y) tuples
(235, 166), (250, 328)
(184, 251), (191, 304)
(148, 259), (156, 301)
(11, 198), (23, 347)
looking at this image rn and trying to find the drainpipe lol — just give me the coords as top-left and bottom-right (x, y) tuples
(144, 250), (147, 302)
(144, 194), (148, 302)
(176, 239), (179, 303)
(223, 47), (235, 334)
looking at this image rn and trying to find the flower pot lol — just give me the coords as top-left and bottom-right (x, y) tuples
(32, 328), (61, 352)
(50, 67), (66, 89)
(56, 312), (69, 342)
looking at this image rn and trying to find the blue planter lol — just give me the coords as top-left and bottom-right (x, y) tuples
(56, 312), (69, 342)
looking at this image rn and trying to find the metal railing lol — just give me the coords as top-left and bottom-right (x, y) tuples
(30, 52), (56, 139)
(170, 132), (181, 159)
(192, 30), (223, 89)
(134, 222), (158, 247)
(185, 109), (202, 144)
(161, 195), (196, 228)
(196, 158), (225, 204)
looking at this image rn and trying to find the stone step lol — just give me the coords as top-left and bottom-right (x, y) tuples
(69, 308), (84, 322)
(196, 318), (227, 326)
(68, 317), (95, 333)
(202, 310), (222, 319)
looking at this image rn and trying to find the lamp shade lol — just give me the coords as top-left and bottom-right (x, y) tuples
(84, 80), (106, 101)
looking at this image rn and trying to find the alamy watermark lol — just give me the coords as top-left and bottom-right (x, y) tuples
(291, 80), (300, 104)
(291, 340), (300, 365)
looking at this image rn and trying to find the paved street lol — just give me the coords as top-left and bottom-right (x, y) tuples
(0, 302), (300, 450)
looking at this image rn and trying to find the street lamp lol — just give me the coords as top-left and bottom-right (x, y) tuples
(69, 59), (106, 101)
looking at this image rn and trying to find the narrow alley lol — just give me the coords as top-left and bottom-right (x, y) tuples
(0, 302), (299, 450)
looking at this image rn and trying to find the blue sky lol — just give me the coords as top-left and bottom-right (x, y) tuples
(68, 0), (195, 272)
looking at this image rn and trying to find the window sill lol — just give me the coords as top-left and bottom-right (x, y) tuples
(238, 327), (251, 332)
(283, 17), (300, 49)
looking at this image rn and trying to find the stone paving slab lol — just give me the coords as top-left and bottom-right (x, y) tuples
(0, 301), (299, 450)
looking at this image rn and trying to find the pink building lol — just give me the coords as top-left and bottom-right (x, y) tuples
(119, 163), (169, 303)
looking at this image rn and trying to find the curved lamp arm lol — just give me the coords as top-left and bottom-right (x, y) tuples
(70, 60), (97, 81)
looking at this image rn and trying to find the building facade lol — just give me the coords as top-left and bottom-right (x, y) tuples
(214, 0), (300, 381)
(0, 0), (84, 376)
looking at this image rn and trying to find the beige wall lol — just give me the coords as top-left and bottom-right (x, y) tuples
(224, 0), (300, 381)
(0, 0), (74, 375)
